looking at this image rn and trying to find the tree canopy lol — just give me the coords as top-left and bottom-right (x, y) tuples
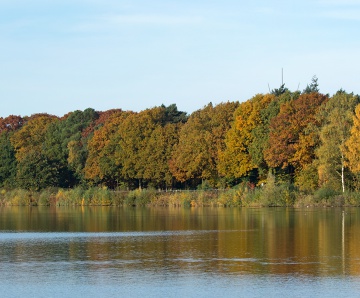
(1, 86), (360, 193)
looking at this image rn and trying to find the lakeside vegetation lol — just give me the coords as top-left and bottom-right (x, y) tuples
(2, 76), (360, 206)
(2, 181), (360, 207)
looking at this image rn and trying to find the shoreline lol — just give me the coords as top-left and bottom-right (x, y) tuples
(1, 187), (360, 208)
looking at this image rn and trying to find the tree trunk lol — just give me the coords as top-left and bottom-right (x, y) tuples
(341, 152), (345, 193)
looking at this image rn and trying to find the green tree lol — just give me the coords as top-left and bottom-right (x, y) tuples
(0, 132), (17, 187)
(159, 103), (188, 125)
(43, 108), (99, 186)
(316, 91), (360, 192)
(0, 115), (23, 188)
(303, 75), (319, 94)
(271, 83), (289, 96)
(16, 151), (59, 191)
(10, 114), (59, 190)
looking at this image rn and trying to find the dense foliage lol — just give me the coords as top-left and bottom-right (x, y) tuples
(1, 80), (360, 200)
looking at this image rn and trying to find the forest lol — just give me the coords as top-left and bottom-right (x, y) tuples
(2, 77), (360, 206)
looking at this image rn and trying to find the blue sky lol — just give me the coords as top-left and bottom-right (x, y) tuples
(1, 0), (359, 117)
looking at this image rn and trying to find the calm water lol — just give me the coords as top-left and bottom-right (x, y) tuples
(1, 207), (360, 297)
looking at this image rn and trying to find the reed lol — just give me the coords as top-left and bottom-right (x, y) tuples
(1, 186), (360, 207)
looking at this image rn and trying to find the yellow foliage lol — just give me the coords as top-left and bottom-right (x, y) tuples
(346, 104), (360, 173)
(10, 115), (58, 161)
(219, 94), (274, 178)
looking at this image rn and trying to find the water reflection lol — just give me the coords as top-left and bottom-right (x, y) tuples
(1, 207), (360, 296)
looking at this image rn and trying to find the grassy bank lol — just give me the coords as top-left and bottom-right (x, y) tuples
(2, 185), (360, 207)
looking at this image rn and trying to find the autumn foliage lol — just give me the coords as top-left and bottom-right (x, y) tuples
(1, 84), (360, 193)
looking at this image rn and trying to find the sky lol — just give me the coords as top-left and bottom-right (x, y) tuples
(1, 0), (360, 117)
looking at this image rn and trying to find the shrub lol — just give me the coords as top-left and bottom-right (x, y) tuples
(112, 190), (128, 206)
(38, 188), (58, 206)
(4, 189), (32, 206)
(55, 187), (85, 206)
(314, 187), (340, 203)
(217, 189), (242, 207)
(343, 191), (360, 206)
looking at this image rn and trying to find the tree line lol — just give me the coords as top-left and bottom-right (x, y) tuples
(1, 77), (360, 194)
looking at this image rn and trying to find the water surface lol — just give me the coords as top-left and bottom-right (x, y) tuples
(1, 207), (360, 297)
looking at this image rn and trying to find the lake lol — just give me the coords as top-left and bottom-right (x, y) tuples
(1, 206), (360, 297)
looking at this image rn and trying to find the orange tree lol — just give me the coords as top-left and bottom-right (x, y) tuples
(264, 92), (328, 182)
(84, 110), (132, 187)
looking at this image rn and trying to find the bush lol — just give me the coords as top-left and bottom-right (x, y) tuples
(55, 187), (85, 206)
(166, 191), (191, 207)
(314, 187), (340, 203)
(112, 190), (128, 206)
(38, 188), (58, 206)
(124, 188), (157, 206)
(343, 191), (360, 206)
(3, 189), (32, 206)
(217, 188), (242, 207)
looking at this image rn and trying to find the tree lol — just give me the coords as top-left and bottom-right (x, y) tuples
(81, 109), (123, 139)
(0, 115), (23, 188)
(264, 93), (328, 174)
(0, 132), (17, 187)
(170, 102), (238, 187)
(142, 123), (182, 188)
(219, 95), (274, 183)
(0, 115), (24, 133)
(85, 104), (186, 189)
(303, 75), (319, 94)
(160, 103), (188, 125)
(252, 91), (300, 180)
(42, 108), (99, 186)
(16, 151), (59, 191)
(346, 104), (360, 174)
(271, 83), (288, 96)
(117, 107), (170, 188)
(9, 114), (59, 190)
(85, 110), (132, 187)
(316, 91), (360, 192)
(10, 114), (58, 161)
